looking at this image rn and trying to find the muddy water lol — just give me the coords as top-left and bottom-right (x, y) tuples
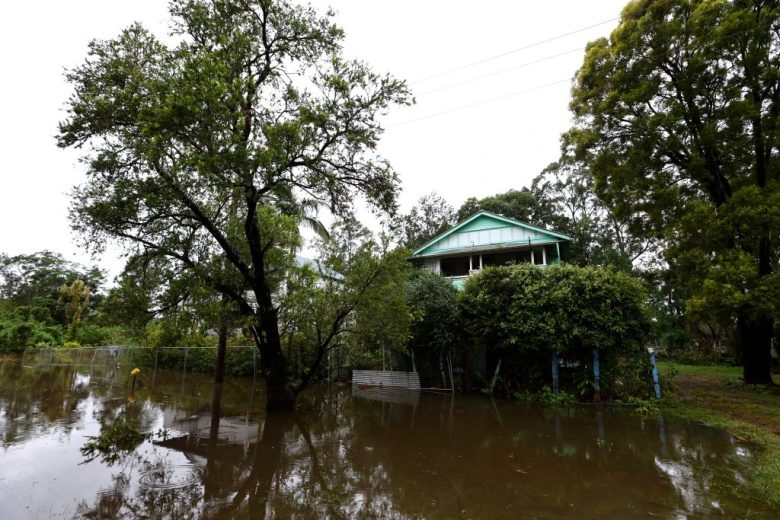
(0, 355), (774, 519)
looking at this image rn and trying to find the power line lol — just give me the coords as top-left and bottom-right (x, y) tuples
(396, 21), (764, 129)
(417, 46), (584, 96)
(391, 78), (571, 128)
(411, 17), (619, 85)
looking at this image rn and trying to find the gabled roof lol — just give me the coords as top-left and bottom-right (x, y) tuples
(412, 210), (571, 257)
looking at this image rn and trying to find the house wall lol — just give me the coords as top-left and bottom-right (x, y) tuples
(425, 222), (548, 255)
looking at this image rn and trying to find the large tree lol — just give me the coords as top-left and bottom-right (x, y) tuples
(456, 188), (562, 228)
(393, 192), (457, 250)
(532, 160), (658, 267)
(58, 0), (411, 409)
(568, 0), (780, 383)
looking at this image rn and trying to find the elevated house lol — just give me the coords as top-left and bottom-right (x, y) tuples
(410, 210), (572, 288)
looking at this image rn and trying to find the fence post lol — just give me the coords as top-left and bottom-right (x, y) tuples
(551, 351), (559, 394)
(648, 347), (662, 399)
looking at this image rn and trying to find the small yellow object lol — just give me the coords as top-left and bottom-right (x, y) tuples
(130, 368), (141, 376)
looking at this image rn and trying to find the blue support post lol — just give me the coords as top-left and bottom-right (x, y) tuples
(593, 349), (601, 401)
(551, 351), (559, 394)
(649, 348), (662, 399)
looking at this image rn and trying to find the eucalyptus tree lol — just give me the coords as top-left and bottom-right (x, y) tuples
(532, 160), (658, 268)
(58, 0), (412, 409)
(568, 0), (780, 383)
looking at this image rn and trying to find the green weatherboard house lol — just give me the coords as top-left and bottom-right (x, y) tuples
(410, 210), (572, 289)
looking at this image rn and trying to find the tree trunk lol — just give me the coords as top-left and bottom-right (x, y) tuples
(738, 313), (774, 385)
(215, 310), (229, 384)
(257, 308), (295, 411)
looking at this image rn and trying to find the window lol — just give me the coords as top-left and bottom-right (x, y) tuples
(441, 256), (470, 277)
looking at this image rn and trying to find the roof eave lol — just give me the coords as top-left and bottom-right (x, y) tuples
(411, 210), (571, 257)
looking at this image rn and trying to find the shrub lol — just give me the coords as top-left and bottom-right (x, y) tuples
(461, 264), (650, 396)
(77, 324), (126, 346)
(406, 270), (463, 382)
(0, 316), (63, 352)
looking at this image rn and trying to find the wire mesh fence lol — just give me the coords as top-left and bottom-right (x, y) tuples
(21, 345), (260, 379)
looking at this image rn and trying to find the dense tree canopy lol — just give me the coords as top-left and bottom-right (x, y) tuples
(0, 252), (105, 351)
(406, 269), (461, 376)
(461, 264), (648, 358)
(532, 161), (658, 268)
(393, 193), (457, 250)
(456, 188), (561, 228)
(279, 219), (411, 385)
(0, 251), (103, 312)
(567, 0), (780, 383)
(57, 0), (411, 409)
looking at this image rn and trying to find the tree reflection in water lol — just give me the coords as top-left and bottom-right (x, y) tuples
(0, 358), (773, 519)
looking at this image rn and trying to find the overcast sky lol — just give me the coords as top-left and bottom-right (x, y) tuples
(0, 0), (628, 279)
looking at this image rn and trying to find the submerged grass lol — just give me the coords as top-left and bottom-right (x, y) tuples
(658, 362), (780, 509)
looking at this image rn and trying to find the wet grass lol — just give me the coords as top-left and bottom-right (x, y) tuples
(658, 362), (780, 510)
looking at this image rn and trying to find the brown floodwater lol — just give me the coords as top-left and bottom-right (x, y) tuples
(0, 353), (775, 519)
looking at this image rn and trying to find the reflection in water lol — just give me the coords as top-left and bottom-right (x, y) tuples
(0, 355), (775, 519)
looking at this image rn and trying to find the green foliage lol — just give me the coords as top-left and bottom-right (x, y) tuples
(76, 324), (127, 346)
(513, 386), (576, 406)
(58, 279), (91, 340)
(279, 220), (411, 382)
(62, 341), (81, 349)
(406, 269), (462, 377)
(130, 345), (257, 377)
(567, 0), (780, 380)
(606, 356), (655, 400)
(0, 251), (104, 316)
(57, 0), (412, 405)
(461, 264), (650, 396)
(623, 396), (660, 416)
(456, 188), (560, 228)
(394, 193), (457, 250)
(532, 161), (655, 268)
(406, 270), (461, 354)
(0, 305), (64, 352)
(0, 252), (107, 352)
(462, 264), (649, 358)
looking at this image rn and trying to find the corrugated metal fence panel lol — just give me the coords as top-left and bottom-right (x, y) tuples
(351, 385), (420, 406)
(352, 370), (420, 389)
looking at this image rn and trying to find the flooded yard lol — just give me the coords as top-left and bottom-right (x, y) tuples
(0, 354), (774, 519)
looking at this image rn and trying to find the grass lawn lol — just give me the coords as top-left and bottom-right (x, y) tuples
(657, 361), (780, 509)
